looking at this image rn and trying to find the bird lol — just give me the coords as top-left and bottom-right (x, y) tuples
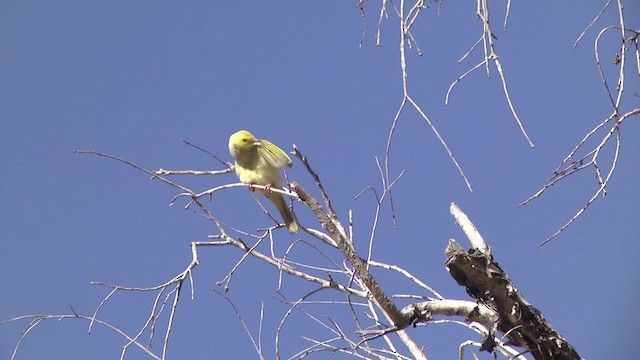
(228, 130), (299, 233)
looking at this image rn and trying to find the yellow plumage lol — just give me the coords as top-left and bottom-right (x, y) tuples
(228, 130), (298, 233)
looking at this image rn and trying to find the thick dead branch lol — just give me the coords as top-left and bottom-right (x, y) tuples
(444, 240), (581, 360)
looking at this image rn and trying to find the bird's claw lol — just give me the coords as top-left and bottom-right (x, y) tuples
(247, 183), (273, 193)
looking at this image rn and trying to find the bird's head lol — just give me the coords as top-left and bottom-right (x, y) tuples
(229, 130), (260, 156)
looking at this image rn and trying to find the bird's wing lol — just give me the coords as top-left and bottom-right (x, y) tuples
(258, 139), (293, 169)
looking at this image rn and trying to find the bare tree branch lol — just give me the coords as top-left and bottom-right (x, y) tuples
(521, 6), (640, 244)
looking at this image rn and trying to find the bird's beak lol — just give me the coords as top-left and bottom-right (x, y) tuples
(254, 140), (262, 147)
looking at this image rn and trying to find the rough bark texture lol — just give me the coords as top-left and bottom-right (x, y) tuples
(445, 240), (582, 360)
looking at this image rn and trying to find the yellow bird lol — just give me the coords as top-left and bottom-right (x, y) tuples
(228, 130), (299, 233)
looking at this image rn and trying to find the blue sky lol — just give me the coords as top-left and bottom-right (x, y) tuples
(1, 1), (638, 359)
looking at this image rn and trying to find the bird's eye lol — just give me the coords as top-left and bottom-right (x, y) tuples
(242, 139), (247, 142)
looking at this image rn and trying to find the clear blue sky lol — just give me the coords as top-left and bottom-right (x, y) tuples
(1, 1), (638, 359)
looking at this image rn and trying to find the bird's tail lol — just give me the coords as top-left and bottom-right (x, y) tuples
(270, 193), (298, 233)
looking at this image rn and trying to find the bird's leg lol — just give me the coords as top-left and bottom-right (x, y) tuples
(248, 183), (256, 192)
(264, 184), (273, 193)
